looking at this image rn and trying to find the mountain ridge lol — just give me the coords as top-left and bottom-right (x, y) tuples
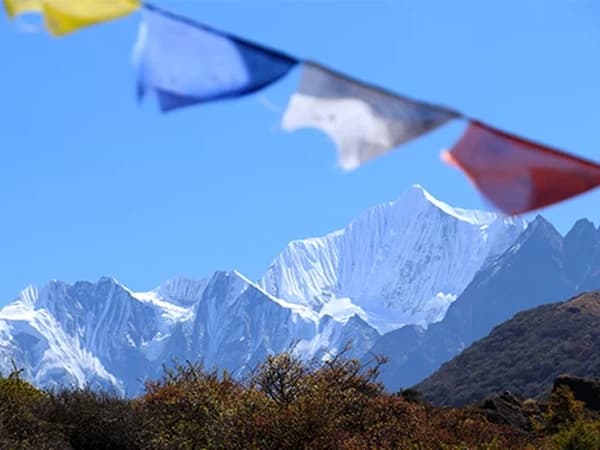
(0, 185), (527, 395)
(260, 184), (526, 333)
(368, 215), (600, 392)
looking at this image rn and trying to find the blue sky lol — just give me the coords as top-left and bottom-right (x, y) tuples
(1, 0), (599, 303)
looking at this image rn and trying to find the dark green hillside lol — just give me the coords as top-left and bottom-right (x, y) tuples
(416, 291), (600, 406)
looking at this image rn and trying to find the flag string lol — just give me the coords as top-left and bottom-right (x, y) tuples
(4, 0), (599, 214)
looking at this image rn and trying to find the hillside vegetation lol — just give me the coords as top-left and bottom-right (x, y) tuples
(416, 291), (600, 407)
(2, 350), (600, 449)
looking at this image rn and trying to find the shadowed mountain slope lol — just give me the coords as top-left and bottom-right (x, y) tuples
(416, 291), (600, 406)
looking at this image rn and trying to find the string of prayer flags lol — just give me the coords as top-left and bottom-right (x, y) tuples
(442, 121), (600, 215)
(133, 4), (298, 112)
(42, 0), (140, 36)
(282, 62), (460, 170)
(5, 1), (599, 214)
(3, 0), (140, 35)
(2, 0), (40, 17)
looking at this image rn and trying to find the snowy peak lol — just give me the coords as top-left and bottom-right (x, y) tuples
(260, 185), (528, 333)
(37, 278), (136, 323)
(509, 215), (562, 253)
(565, 218), (597, 244)
(402, 184), (499, 225)
(9, 285), (38, 310)
(153, 276), (208, 307)
(200, 270), (250, 306)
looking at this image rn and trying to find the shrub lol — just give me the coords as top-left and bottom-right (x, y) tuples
(39, 388), (145, 450)
(0, 369), (66, 449)
(545, 385), (585, 432)
(552, 419), (600, 450)
(0, 352), (558, 449)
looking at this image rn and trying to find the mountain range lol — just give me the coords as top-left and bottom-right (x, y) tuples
(3, 184), (596, 397)
(370, 215), (600, 392)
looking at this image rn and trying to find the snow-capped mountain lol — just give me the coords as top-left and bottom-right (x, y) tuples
(260, 185), (527, 333)
(0, 185), (527, 395)
(371, 216), (600, 392)
(0, 271), (377, 395)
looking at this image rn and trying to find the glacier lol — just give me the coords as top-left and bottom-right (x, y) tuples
(0, 185), (527, 395)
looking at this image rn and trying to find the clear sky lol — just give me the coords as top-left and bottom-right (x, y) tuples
(1, 0), (599, 304)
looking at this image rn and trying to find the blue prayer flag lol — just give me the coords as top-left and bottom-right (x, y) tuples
(133, 4), (298, 112)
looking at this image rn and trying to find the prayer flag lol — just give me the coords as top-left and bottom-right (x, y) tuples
(443, 121), (600, 214)
(134, 4), (297, 112)
(42, 0), (140, 36)
(3, 0), (41, 18)
(282, 62), (459, 170)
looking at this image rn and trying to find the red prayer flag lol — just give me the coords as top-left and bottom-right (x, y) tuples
(443, 121), (600, 215)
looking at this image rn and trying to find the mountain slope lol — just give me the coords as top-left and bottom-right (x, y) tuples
(370, 217), (600, 392)
(260, 184), (526, 333)
(416, 291), (600, 406)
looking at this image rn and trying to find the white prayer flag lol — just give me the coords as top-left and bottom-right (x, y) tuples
(282, 62), (459, 170)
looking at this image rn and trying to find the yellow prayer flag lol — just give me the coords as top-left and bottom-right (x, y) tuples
(42, 0), (140, 36)
(3, 0), (42, 18)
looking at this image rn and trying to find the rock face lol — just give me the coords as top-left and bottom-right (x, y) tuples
(369, 218), (600, 394)
(477, 391), (538, 432)
(0, 185), (528, 395)
(413, 290), (600, 406)
(260, 184), (526, 333)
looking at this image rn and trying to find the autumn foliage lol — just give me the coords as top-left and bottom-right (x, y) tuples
(0, 352), (597, 449)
